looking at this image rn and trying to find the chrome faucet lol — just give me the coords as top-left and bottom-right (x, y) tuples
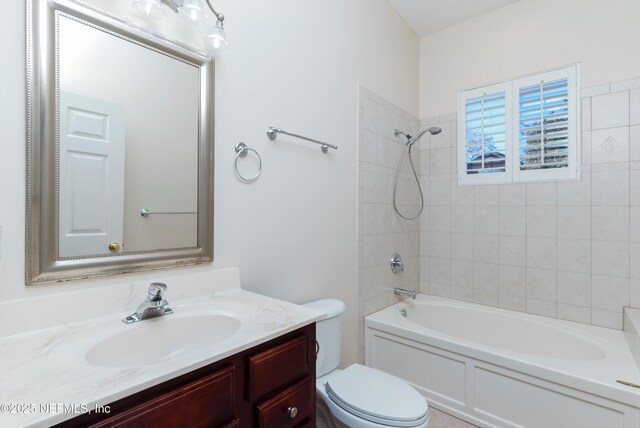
(122, 283), (173, 324)
(394, 287), (416, 299)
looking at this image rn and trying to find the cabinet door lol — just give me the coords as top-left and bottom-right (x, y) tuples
(248, 335), (309, 401)
(90, 365), (235, 428)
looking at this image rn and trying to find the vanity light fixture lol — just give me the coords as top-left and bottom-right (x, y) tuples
(131, 0), (228, 52)
(179, 0), (208, 22)
(131, 0), (167, 20)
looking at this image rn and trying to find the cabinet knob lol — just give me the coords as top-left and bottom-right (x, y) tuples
(108, 241), (121, 252)
(287, 406), (298, 418)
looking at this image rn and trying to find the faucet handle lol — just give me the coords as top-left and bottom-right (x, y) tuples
(147, 282), (167, 302)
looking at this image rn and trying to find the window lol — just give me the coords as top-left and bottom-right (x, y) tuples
(459, 82), (512, 184)
(457, 65), (579, 185)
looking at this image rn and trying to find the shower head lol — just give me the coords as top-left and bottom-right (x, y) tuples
(396, 127), (442, 146)
(394, 127), (442, 146)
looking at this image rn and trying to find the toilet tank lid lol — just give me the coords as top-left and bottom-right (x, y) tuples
(303, 299), (345, 318)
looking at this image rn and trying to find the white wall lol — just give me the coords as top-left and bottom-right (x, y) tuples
(0, 0), (418, 366)
(420, 0), (640, 118)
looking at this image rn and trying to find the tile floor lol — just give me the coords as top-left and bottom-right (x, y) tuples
(430, 408), (478, 428)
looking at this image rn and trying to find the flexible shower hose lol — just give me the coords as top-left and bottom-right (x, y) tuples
(392, 143), (424, 220)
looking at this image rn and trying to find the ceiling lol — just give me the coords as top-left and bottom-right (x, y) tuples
(386, 0), (521, 36)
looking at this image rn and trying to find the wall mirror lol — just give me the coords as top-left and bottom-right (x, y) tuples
(26, 0), (214, 285)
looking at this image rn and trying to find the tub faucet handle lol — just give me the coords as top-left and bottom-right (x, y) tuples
(390, 253), (404, 274)
(147, 282), (167, 301)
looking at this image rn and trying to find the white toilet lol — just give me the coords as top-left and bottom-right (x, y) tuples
(304, 299), (429, 428)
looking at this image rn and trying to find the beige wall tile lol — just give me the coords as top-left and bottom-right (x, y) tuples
(591, 206), (629, 241)
(474, 262), (499, 292)
(474, 185), (499, 206)
(592, 91), (630, 130)
(592, 170), (629, 206)
(591, 241), (629, 277)
(557, 173), (591, 206)
(557, 206), (590, 239)
(499, 235), (526, 267)
(591, 274), (629, 312)
(557, 271), (591, 306)
(591, 127), (629, 164)
(474, 206), (499, 235)
(591, 308), (623, 329)
(499, 206), (526, 236)
(527, 268), (557, 301)
(499, 183), (526, 206)
(527, 182), (557, 206)
(557, 239), (591, 273)
(557, 303), (591, 324)
(499, 265), (526, 296)
(474, 234), (499, 263)
(527, 207), (557, 238)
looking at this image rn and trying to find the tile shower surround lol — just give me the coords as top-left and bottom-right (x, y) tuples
(359, 77), (640, 357)
(358, 86), (420, 361)
(419, 78), (640, 330)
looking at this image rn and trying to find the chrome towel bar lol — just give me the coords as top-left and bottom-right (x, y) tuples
(140, 209), (196, 217)
(267, 126), (337, 153)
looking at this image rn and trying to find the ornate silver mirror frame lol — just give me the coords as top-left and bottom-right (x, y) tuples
(26, 0), (214, 285)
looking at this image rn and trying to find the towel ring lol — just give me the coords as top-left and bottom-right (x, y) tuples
(234, 142), (262, 183)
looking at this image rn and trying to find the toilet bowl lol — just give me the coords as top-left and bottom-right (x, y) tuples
(317, 365), (430, 427)
(304, 299), (429, 428)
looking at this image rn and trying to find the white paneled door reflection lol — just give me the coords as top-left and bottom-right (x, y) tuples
(59, 92), (125, 257)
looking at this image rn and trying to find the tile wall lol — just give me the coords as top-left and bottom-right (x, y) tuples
(358, 86), (420, 361)
(419, 78), (640, 329)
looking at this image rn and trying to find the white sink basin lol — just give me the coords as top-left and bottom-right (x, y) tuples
(85, 314), (241, 367)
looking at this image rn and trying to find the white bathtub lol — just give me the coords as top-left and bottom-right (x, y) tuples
(365, 295), (640, 428)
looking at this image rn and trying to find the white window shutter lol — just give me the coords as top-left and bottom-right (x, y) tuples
(512, 65), (579, 182)
(458, 82), (512, 185)
(457, 64), (580, 185)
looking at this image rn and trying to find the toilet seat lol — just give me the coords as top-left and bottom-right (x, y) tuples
(324, 364), (429, 427)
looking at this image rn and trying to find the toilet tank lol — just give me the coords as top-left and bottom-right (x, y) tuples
(303, 299), (345, 377)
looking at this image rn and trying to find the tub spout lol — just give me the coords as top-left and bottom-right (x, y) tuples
(394, 287), (416, 299)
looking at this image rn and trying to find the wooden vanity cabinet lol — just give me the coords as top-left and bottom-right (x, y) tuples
(56, 323), (316, 428)
(249, 335), (314, 427)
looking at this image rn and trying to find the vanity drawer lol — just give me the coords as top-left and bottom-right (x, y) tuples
(248, 335), (308, 401)
(256, 377), (314, 428)
(90, 365), (235, 428)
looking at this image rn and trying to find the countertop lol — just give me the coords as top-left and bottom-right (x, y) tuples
(0, 288), (324, 428)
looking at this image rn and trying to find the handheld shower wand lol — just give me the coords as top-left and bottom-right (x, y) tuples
(392, 127), (442, 220)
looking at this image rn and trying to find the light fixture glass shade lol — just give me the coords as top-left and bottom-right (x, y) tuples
(131, 0), (167, 20)
(180, 0), (207, 23)
(204, 20), (228, 53)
